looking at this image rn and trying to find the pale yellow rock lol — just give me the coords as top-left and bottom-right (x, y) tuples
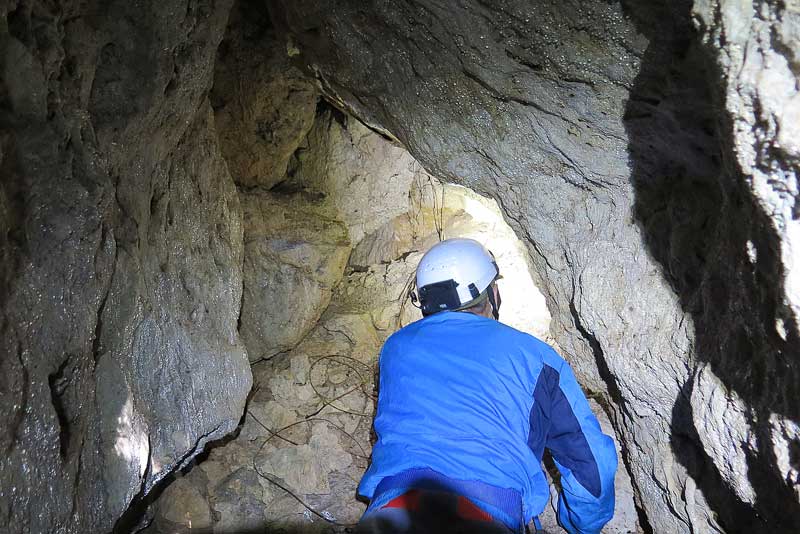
(290, 354), (311, 384)
(258, 423), (352, 495)
(158, 481), (213, 529)
(239, 190), (351, 362)
(246, 400), (296, 435)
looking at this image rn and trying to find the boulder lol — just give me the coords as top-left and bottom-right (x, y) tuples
(239, 191), (350, 362)
(210, 0), (318, 188)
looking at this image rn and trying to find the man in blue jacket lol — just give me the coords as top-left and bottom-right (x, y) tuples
(356, 238), (617, 533)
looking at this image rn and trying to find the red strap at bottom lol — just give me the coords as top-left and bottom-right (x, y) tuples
(382, 489), (421, 511)
(457, 495), (494, 522)
(381, 490), (494, 523)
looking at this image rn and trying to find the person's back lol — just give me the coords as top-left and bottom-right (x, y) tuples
(356, 239), (617, 533)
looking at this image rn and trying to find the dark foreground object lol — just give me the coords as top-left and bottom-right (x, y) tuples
(355, 489), (522, 534)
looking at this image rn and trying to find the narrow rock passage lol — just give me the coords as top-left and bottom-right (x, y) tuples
(143, 108), (639, 534)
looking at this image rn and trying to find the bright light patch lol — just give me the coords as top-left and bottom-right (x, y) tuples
(439, 183), (552, 341)
(114, 398), (150, 477)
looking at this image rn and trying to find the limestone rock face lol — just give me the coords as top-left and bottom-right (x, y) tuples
(274, 0), (800, 531)
(239, 191), (351, 362)
(4, 0), (800, 532)
(145, 311), (379, 534)
(691, 0), (800, 520)
(288, 110), (426, 244)
(210, 0), (318, 188)
(0, 2), (251, 532)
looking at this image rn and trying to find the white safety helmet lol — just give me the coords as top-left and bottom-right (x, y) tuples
(415, 238), (501, 317)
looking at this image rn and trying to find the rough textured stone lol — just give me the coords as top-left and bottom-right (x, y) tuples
(145, 312), (379, 534)
(5, 0), (800, 532)
(273, 0), (800, 531)
(210, 0), (319, 189)
(288, 109), (427, 245)
(239, 190), (351, 362)
(147, 475), (213, 533)
(0, 2), (251, 532)
(690, 0), (800, 523)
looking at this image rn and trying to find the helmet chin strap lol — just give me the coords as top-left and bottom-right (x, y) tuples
(487, 284), (500, 320)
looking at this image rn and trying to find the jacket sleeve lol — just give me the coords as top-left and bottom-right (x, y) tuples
(530, 356), (618, 533)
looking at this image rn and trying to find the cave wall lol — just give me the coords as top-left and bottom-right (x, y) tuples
(141, 102), (438, 533)
(0, 1), (251, 532)
(272, 0), (800, 532)
(2, 0), (799, 532)
(688, 0), (800, 521)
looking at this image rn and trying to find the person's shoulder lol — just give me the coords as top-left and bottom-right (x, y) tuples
(490, 321), (566, 367)
(489, 320), (547, 348)
(389, 315), (426, 336)
(381, 316), (427, 349)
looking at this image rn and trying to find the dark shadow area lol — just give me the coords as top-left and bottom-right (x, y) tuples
(623, 0), (800, 531)
(351, 475), (521, 534)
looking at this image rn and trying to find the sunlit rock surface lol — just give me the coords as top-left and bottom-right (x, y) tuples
(239, 190), (351, 362)
(288, 110), (424, 245)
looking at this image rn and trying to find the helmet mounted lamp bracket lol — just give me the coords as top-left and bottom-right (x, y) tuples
(418, 279), (461, 316)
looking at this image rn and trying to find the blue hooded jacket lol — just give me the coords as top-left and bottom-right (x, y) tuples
(358, 311), (617, 533)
